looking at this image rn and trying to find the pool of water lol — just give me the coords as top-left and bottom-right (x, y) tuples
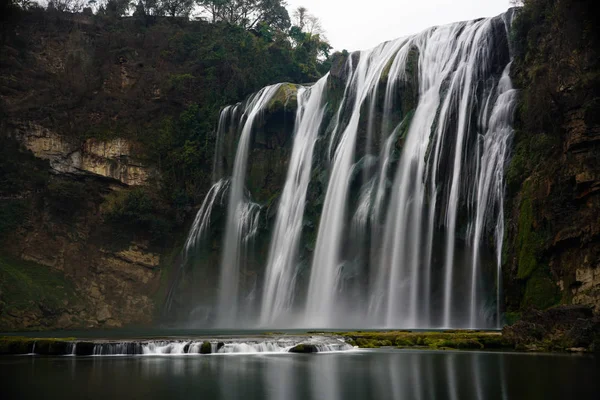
(1, 349), (598, 399)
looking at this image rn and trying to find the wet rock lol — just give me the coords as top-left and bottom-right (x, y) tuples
(502, 306), (600, 352)
(200, 341), (212, 354)
(288, 343), (319, 353)
(74, 341), (95, 356)
(35, 340), (70, 355)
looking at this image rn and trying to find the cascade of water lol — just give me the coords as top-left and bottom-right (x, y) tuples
(178, 12), (516, 330)
(259, 79), (328, 326)
(213, 105), (240, 182)
(305, 39), (407, 327)
(216, 84), (284, 327)
(468, 63), (516, 327)
(183, 179), (230, 255)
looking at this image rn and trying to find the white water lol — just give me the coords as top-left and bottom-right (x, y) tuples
(260, 79), (328, 326)
(184, 179), (230, 255)
(180, 11), (517, 329)
(216, 84), (283, 327)
(305, 40), (408, 327)
(80, 336), (354, 356)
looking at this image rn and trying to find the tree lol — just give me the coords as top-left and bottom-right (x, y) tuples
(47, 0), (87, 12)
(161, 0), (194, 17)
(289, 6), (331, 61)
(130, 0), (163, 16)
(292, 6), (325, 38)
(196, 0), (290, 30)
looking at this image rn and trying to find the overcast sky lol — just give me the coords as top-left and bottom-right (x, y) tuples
(286, 0), (513, 52)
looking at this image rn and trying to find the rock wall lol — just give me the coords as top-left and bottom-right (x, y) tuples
(8, 122), (155, 186)
(0, 175), (164, 330)
(504, 0), (600, 316)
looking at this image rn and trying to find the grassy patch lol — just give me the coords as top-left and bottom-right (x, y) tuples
(339, 331), (512, 350)
(0, 254), (79, 317)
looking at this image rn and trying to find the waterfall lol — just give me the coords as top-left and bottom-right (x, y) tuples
(216, 84), (283, 327)
(259, 78), (327, 326)
(178, 11), (517, 329)
(305, 40), (408, 327)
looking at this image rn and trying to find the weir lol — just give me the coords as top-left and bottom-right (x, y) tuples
(174, 10), (517, 330)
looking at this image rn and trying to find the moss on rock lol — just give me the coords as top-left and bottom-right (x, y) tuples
(266, 83), (299, 114)
(340, 331), (511, 350)
(522, 267), (560, 309)
(200, 341), (212, 354)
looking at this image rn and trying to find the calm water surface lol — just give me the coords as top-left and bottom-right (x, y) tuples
(1, 349), (598, 400)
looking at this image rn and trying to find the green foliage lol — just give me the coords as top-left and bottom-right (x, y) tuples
(196, 0), (291, 30)
(103, 188), (173, 243)
(168, 73), (195, 90)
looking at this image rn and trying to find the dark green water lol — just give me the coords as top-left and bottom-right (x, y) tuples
(1, 349), (598, 400)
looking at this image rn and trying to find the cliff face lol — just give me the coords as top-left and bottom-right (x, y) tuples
(504, 0), (600, 316)
(1, 4), (598, 331)
(11, 123), (155, 185)
(0, 12), (192, 330)
(0, 9), (326, 331)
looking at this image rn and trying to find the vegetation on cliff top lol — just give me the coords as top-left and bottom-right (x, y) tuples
(0, 1), (335, 246)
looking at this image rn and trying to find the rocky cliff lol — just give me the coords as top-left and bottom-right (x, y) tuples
(0, 7), (328, 330)
(1, 3), (599, 331)
(504, 0), (599, 318)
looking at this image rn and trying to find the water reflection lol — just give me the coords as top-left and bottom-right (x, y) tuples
(2, 350), (598, 400)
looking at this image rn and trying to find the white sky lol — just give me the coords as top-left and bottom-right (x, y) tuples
(286, 0), (513, 52)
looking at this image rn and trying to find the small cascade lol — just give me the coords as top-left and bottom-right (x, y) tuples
(5, 336), (354, 356)
(66, 342), (77, 356)
(183, 179), (230, 255)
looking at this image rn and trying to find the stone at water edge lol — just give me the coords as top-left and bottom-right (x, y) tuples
(200, 341), (212, 354)
(288, 343), (319, 353)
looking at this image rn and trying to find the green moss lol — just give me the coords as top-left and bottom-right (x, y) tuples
(504, 312), (522, 325)
(515, 181), (549, 281)
(200, 341), (212, 354)
(426, 338), (484, 350)
(266, 83), (298, 113)
(340, 331), (512, 350)
(0, 337), (76, 355)
(0, 337), (34, 354)
(379, 54), (397, 83)
(522, 267), (560, 309)
(0, 254), (80, 319)
(517, 196), (537, 279)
